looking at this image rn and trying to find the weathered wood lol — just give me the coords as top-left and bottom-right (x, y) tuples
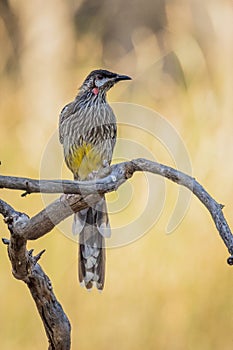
(0, 200), (71, 350)
(1, 158), (233, 256)
(1, 157), (233, 349)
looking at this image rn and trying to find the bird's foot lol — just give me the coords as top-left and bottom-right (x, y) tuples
(97, 160), (111, 178)
(61, 193), (77, 201)
(98, 166), (111, 178)
(86, 171), (98, 180)
(102, 159), (110, 168)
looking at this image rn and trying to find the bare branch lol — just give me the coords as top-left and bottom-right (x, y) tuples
(1, 158), (233, 260)
(23, 193), (102, 240)
(0, 199), (71, 349)
(0, 198), (20, 218)
(1, 157), (233, 348)
(0, 164), (125, 195)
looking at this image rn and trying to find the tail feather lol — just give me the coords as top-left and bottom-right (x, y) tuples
(74, 197), (109, 290)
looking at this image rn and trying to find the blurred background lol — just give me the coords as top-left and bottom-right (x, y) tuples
(0, 0), (233, 349)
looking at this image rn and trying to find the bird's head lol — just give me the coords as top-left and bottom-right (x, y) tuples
(79, 69), (131, 97)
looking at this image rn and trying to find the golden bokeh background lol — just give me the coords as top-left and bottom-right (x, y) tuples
(0, 0), (233, 349)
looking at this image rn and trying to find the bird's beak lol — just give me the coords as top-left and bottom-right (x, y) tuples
(114, 74), (132, 82)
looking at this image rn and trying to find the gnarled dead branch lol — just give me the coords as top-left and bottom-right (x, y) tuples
(1, 158), (233, 349)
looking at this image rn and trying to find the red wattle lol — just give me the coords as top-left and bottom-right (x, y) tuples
(92, 87), (99, 95)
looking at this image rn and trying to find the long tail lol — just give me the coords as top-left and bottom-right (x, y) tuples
(73, 197), (110, 290)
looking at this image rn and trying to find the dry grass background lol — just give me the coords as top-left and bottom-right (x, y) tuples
(0, 0), (233, 349)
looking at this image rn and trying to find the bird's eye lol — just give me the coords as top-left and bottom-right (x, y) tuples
(97, 75), (103, 80)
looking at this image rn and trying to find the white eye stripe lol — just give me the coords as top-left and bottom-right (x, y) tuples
(95, 77), (109, 87)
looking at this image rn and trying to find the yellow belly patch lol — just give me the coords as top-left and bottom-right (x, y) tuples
(66, 143), (102, 179)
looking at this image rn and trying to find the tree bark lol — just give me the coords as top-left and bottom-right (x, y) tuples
(1, 158), (233, 348)
(0, 200), (71, 350)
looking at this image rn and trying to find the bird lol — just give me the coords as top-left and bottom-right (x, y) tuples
(59, 69), (131, 290)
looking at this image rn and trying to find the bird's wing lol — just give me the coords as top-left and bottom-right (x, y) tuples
(59, 102), (76, 144)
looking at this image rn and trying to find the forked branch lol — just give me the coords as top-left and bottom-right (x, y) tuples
(1, 158), (233, 349)
(1, 158), (233, 257)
